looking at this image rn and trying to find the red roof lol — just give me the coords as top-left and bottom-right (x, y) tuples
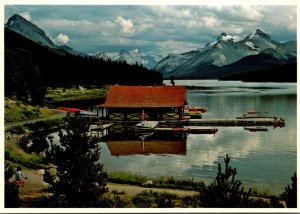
(98, 85), (186, 108)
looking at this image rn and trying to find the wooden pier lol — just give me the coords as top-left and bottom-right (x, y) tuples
(154, 127), (218, 134)
(161, 117), (285, 127)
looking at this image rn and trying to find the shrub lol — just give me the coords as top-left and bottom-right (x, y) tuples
(132, 190), (177, 208)
(281, 172), (297, 208)
(180, 195), (201, 208)
(199, 154), (251, 208)
(24, 118), (65, 131)
(6, 125), (26, 135)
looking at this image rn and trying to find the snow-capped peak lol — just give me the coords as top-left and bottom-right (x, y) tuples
(217, 32), (241, 42)
(130, 49), (140, 53)
(247, 29), (272, 40)
(6, 14), (56, 48)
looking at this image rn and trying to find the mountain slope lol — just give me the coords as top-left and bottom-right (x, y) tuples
(154, 29), (296, 81)
(93, 49), (160, 69)
(6, 14), (87, 57)
(5, 26), (163, 105)
(6, 14), (56, 49)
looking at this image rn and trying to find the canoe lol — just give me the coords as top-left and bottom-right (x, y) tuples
(185, 107), (208, 112)
(244, 127), (268, 132)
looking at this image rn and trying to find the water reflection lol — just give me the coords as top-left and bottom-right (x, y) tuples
(41, 81), (296, 195)
(102, 124), (188, 156)
(98, 81), (296, 195)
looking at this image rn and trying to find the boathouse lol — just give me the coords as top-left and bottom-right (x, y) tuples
(93, 85), (186, 122)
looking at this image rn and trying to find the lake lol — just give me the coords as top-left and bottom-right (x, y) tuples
(96, 80), (297, 195)
(49, 80), (297, 195)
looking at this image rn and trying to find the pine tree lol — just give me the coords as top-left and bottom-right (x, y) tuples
(45, 116), (108, 207)
(282, 172), (297, 208)
(199, 154), (251, 207)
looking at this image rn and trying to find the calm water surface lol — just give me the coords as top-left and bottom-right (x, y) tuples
(56, 80), (297, 195)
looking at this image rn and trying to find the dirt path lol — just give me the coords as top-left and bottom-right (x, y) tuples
(14, 168), (198, 207)
(5, 109), (66, 129)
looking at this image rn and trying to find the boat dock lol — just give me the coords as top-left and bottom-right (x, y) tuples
(161, 117), (285, 127)
(154, 127), (218, 134)
(134, 121), (160, 130)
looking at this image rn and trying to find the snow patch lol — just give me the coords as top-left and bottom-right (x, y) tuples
(245, 41), (259, 50)
(220, 34), (241, 42)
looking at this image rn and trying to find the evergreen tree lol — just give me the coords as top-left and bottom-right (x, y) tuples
(5, 162), (21, 208)
(282, 172), (297, 208)
(199, 154), (251, 207)
(45, 116), (108, 207)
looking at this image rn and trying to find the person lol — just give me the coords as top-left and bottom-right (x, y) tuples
(14, 166), (26, 187)
(15, 166), (24, 180)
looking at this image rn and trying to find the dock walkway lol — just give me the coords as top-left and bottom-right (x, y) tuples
(93, 117), (285, 128)
(161, 118), (285, 127)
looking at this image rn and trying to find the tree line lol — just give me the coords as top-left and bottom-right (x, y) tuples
(5, 28), (163, 106)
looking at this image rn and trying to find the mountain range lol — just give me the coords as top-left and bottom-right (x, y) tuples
(6, 14), (87, 57)
(154, 29), (296, 80)
(92, 49), (163, 69)
(6, 14), (161, 69)
(5, 14), (163, 106)
(5, 14), (297, 82)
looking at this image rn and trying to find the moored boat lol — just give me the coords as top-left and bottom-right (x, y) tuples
(134, 121), (159, 131)
(185, 106), (208, 113)
(236, 110), (277, 119)
(244, 127), (268, 132)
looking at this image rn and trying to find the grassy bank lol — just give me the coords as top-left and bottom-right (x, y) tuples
(5, 86), (108, 123)
(107, 171), (204, 191)
(6, 118), (65, 135)
(5, 98), (58, 123)
(5, 111), (66, 169)
(45, 86), (108, 103)
(5, 136), (46, 169)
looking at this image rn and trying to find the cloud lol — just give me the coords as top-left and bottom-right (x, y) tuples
(225, 6), (264, 22)
(5, 5), (296, 55)
(19, 11), (31, 21)
(202, 16), (221, 28)
(154, 40), (202, 55)
(115, 16), (134, 34)
(55, 33), (69, 44)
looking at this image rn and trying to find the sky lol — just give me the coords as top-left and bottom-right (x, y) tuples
(4, 4), (297, 56)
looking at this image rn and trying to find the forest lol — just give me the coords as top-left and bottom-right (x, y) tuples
(5, 28), (163, 106)
(219, 62), (297, 82)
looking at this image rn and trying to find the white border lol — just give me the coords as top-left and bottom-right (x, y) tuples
(1, 0), (299, 213)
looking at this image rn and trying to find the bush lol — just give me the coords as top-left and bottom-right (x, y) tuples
(6, 125), (26, 135)
(180, 195), (201, 208)
(132, 190), (177, 208)
(22, 109), (39, 118)
(24, 118), (65, 131)
(281, 172), (297, 208)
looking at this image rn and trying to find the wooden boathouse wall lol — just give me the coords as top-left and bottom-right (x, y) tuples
(94, 85), (186, 122)
(107, 108), (182, 121)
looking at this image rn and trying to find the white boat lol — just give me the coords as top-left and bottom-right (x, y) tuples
(134, 121), (159, 131)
